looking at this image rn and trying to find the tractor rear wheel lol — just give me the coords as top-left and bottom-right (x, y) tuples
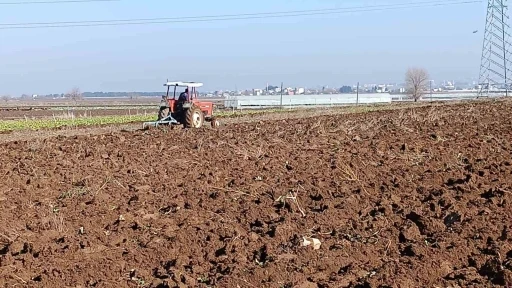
(158, 107), (169, 121)
(184, 105), (204, 128)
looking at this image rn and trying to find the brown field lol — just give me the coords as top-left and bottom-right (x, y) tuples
(1, 100), (512, 287)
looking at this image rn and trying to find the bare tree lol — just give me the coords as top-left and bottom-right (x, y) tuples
(1, 95), (10, 103)
(66, 87), (83, 103)
(405, 68), (430, 102)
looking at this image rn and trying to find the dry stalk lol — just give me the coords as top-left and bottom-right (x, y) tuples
(305, 119), (327, 135)
(52, 213), (66, 233)
(235, 277), (258, 288)
(196, 137), (204, 152)
(11, 273), (27, 284)
(340, 164), (359, 181)
(0, 232), (17, 243)
(227, 143), (264, 160)
(113, 179), (126, 189)
(426, 107), (441, 122)
(95, 176), (112, 195)
(339, 164), (370, 196)
(408, 152), (431, 166)
(254, 142), (265, 159)
(398, 109), (406, 122)
(385, 239), (392, 256)
(308, 226), (333, 236)
(212, 186), (256, 198)
(276, 188), (306, 217)
(173, 159), (203, 166)
(288, 191), (306, 217)
(135, 168), (148, 176)
(433, 135), (449, 143)
(206, 210), (231, 222)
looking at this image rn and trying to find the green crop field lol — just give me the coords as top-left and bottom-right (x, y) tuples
(0, 109), (300, 132)
(0, 114), (156, 132)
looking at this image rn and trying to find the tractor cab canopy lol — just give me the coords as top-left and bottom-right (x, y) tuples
(163, 81), (203, 100)
(164, 81), (203, 88)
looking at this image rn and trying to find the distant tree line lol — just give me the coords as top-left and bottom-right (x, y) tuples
(27, 92), (163, 99)
(339, 86), (353, 93)
(82, 92), (162, 97)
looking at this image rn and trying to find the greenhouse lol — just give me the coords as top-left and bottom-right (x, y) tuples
(224, 93), (392, 109)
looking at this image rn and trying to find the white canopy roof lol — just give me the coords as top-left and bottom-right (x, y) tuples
(164, 81), (203, 88)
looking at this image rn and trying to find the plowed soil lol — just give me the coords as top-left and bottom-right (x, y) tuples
(1, 100), (512, 287)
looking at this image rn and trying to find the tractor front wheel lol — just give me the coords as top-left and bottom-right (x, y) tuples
(184, 105), (204, 128)
(158, 107), (169, 121)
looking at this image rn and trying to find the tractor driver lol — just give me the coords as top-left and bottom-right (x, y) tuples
(178, 88), (188, 103)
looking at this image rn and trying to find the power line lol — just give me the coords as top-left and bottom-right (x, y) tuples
(0, 0), (480, 25)
(0, 0), (482, 29)
(0, 0), (117, 4)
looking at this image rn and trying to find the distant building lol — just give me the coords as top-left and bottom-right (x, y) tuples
(375, 84), (393, 93)
(442, 81), (455, 90)
(323, 88), (338, 94)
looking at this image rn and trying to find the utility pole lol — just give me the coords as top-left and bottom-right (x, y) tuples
(430, 80), (433, 103)
(356, 82), (359, 105)
(280, 82), (283, 109)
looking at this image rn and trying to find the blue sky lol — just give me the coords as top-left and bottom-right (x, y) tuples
(0, 0), (485, 95)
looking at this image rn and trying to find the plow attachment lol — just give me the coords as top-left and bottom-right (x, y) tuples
(142, 114), (179, 130)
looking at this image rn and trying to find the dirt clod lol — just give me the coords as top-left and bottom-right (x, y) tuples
(480, 258), (508, 285)
(443, 212), (462, 227)
(400, 223), (422, 242)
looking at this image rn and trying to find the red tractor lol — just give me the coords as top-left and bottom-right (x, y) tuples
(143, 81), (219, 129)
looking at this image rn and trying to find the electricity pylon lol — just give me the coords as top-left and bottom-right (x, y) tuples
(478, 0), (512, 97)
